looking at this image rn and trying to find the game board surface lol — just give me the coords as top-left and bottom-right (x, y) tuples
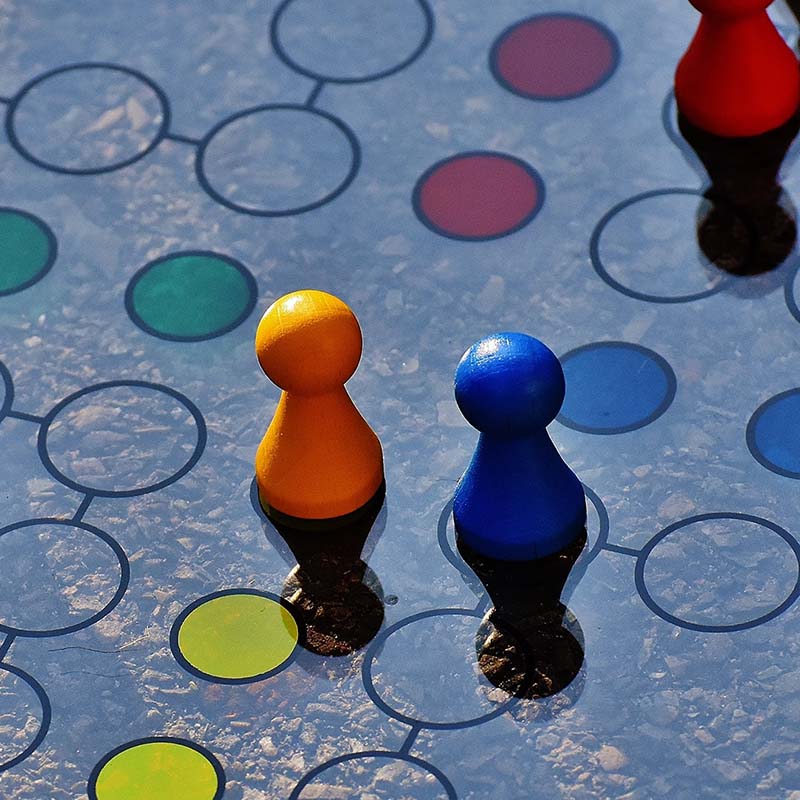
(2, 1), (800, 798)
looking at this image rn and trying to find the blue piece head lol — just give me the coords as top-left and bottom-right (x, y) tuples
(455, 332), (565, 436)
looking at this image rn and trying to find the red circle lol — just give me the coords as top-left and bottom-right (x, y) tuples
(416, 153), (543, 240)
(493, 15), (618, 100)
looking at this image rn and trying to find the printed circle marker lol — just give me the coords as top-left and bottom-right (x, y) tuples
(0, 208), (57, 296)
(88, 737), (224, 800)
(747, 389), (800, 478)
(126, 251), (257, 341)
(490, 13), (620, 101)
(558, 341), (676, 434)
(413, 151), (544, 241)
(171, 589), (301, 683)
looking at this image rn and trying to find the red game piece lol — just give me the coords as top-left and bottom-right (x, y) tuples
(675, 0), (800, 137)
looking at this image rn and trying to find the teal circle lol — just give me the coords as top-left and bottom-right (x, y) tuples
(126, 251), (257, 341)
(0, 208), (57, 296)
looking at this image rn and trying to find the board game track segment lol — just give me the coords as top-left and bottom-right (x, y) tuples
(0, 0), (433, 217)
(0, 360), (208, 772)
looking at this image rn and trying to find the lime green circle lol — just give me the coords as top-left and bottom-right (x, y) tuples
(0, 209), (54, 294)
(178, 592), (299, 680)
(130, 253), (255, 340)
(93, 741), (220, 800)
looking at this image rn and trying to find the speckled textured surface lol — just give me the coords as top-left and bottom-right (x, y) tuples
(1, 0), (800, 798)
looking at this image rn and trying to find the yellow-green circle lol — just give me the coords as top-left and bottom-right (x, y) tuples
(93, 741), (220, 800)
(0, 209), (56, 294)
(178, 592), (299, 680)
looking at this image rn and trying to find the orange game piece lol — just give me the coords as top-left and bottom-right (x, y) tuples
(675, 0), (800, 137)
(255, 290), (384, 523)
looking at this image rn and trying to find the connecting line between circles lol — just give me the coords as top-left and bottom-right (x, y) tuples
(398, 725), (421, 755)
(473, 593), (490, 614)
(6, 409), (45, 425)
(72, 494), (95, 523)
(305, 80), (325, 108)
(602, 542), (641, 558)
(0, 634), (16, 663)
(164, 131), (201, 147)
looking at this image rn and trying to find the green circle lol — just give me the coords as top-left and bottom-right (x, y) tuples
(177, 592), (300, 681)
(92, 740), (222, 800)
(128, 252), (256, 340)
(0, 209), (56, 295)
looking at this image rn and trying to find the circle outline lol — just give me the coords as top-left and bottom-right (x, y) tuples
(0, 207), (58, 296)
(289, 750), (457, 800)
(557, 340), (677, 435)
(412, 150), (546, 242)
(271, 0), (435, 85)
(87, 736), (226, 800)
(0, 517), (130, 638)
(746, 388), (800, 479)
(590, 188), (737, 303)
(0, 663), (51, 772)
(124, 249), (258, 342)
(362, 607), (520, 730)
(489, 12), (621, 102)
(195, 103), (361, 217)
(785, 262), (800, 328)
(38, 380), (207, 498)
(170, 588), (305, 684)
(0, 360), (14, 425)
(5, 62), (170, 176)
(635, 512), (800, 633)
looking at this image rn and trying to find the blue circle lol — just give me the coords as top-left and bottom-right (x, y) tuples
(558, 342), (677, 434)
(747, 389), (800, 478)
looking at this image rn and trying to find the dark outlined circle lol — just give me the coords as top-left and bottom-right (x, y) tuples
(5, 62), (170, 175)
(0, 207), (58, 296)
(0, 518), (129, 638)
(635, 513), (800, 633)
(87, 736), (225, 800)
(196, 104), (360, 217)
(591, 189), (735, 303)
(0, 664), (51, 772)
(170, 588), (304, 684)
(362, 608), (519, 729)
(38, 380), (206, 498)
(437, 483), (609, 587)
(557, 341), (677, 435)
(747, 389), (800, 479)
(124, 250), (258, 342)
(0, 360), (13, 424)
(785, 262), (800, 327)
(490, 13), (620, 101)
(290, 751), (456, 800)
(412, 151), (545, 241)
(271, 0), (434, 84)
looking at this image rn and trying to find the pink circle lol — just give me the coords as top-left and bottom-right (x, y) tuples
(492, 14), (619, 100)
(414, 153), (543, 240)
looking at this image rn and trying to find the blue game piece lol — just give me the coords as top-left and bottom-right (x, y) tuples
(453, 333), (586, 561)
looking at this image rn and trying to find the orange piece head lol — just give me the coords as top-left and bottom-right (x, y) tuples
(256, 290), (362, 395)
